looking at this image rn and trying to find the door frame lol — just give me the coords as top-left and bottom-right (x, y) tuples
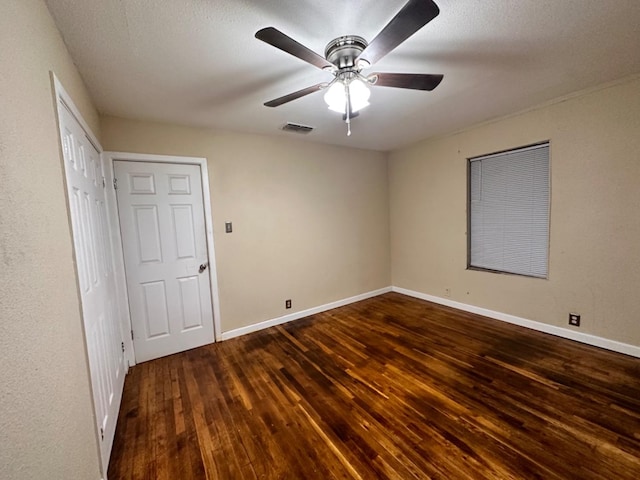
(104, 152), (222, 365)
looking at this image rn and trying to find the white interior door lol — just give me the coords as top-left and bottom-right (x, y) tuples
(114, 160), (215, 362)
(57, 101), (126, 473)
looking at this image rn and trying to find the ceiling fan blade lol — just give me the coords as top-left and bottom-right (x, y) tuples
(256, 27), (334, 70)
(357, 0), (440, 66)
(370, 73), (443, 91)
(264, 83), (327, 107)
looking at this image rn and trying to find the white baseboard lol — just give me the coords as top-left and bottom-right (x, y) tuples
(392, 286), (640, 358)
(219, 285), (640, 359)
(220, 287), (393, 341)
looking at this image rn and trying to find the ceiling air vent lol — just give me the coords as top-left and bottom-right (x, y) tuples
(281, 122), (314, 134)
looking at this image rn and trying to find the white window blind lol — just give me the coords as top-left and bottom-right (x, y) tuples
(469, 143), (549, 278)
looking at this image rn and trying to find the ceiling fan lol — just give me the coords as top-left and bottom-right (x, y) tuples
(256, 0), (444, 136)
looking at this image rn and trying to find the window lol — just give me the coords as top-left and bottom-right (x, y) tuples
(468, 142), (550, 278)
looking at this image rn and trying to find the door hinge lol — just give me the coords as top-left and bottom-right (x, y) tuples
(100, 427), (104, 441)
(102, 176), (106, 188)
(121, 341), (125, 353)
(131, 330), (134, 340)
(113, 177), (118, 190)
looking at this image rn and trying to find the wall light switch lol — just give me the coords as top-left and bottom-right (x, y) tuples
(225, 222), (232, 233)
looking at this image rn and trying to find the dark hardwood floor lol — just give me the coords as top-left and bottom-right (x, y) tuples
(108, 292), (640, 479)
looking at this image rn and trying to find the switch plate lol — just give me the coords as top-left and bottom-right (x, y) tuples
(569, 313), (580, 327)
(225, 222), (232, 233)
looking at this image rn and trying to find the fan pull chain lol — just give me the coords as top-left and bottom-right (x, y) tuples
(345, 83), (352, 136)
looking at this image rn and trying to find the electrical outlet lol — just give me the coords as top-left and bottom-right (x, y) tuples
(445, 288), (451, 298)
(285, 299), (292, 309)
(569, 313), (580, 327)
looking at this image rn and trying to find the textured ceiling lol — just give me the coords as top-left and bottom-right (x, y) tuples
(45, 0), (640, 151)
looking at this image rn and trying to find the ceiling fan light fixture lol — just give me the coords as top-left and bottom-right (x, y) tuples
(323, 78), (370, 114)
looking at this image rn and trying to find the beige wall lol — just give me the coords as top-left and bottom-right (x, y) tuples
(0, 1), (102, 479)
(390, 76), (640, 347)
(101, 117), (390, 333)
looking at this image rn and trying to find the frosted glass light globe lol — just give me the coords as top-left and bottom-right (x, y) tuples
(323, 79), (371, 114)
(348, 79), (371, 112)
(324, 82), (346, 113)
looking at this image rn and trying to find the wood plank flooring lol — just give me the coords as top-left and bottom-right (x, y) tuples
(108, 293), (640, 479)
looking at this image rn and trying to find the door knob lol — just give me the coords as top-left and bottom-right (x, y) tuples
(199, 263), (208, 273)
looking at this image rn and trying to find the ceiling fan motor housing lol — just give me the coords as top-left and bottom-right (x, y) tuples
(324, 36), (368, 70)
